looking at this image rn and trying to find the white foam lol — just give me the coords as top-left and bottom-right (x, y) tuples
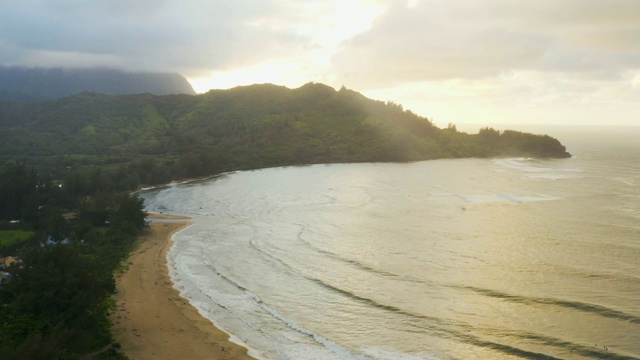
(166, 225), (374, 360)
(525, 173), (585, 180)
(612, 176), (637, 187)
(493, 158), (584, 180)
(361, 347), (442, 360)
(259, 302), (371, 360)
(457, 193), (556, 204)
(497, 193), (557, 202)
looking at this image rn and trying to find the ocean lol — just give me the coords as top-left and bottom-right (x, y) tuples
(140, 126), (640, 360)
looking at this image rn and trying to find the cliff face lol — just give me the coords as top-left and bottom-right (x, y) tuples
(0, 66), (196, 101)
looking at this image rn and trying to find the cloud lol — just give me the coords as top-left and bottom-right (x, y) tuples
(181, 0), (387, 91)
(331, 0), (640, 89)
(1, 0), (638, 127)
(0, 0), (313, 76)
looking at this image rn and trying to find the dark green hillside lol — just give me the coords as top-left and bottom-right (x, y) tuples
(0, 82), (570, 185)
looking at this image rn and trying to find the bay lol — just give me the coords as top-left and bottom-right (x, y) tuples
(141, 126), (640, 359)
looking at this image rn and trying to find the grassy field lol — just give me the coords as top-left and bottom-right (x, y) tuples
(0, 229), (35, 248)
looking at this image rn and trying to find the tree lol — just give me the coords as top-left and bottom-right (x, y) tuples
(0, 244), (114, 358)
(109, 193), (146, 231)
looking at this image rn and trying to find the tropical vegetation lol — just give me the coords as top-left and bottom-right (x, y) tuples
(0, 82), (571, 359)
(0, 82), (570, 188)
(0, 162), (144, 359)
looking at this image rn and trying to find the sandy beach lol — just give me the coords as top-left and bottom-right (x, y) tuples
(111, 214), (255, 360)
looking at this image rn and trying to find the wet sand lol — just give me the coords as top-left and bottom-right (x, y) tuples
(111, 214), (255, 360)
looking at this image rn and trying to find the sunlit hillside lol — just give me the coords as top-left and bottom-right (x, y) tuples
(0, 82), (570, 185)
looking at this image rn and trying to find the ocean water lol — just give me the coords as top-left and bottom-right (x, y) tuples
(141, 126), (640, 360)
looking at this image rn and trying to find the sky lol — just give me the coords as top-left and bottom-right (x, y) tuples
(1, 0), (639, 128)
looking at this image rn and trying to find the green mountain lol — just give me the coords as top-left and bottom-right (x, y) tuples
(0, 66), (196, 101)
(0, 82), (570, 184)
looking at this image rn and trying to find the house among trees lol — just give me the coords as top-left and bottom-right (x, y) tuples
(0, 256), (18, 284)
(0, 256), (17, 267)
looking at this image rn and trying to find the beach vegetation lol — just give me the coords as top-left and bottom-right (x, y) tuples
(0, 165), (145, 359)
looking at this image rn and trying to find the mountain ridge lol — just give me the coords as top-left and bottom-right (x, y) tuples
(0, 66), (196, 101)
(0, 82), (571, 185)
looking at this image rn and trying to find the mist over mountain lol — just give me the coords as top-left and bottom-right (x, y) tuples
(0, 66), (196, 101)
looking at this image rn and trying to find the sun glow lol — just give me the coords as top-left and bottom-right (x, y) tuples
(407, 0), (419, 8)
(632, 71), (640, 89)
(189, 57), (326, 92)
(188, 1), (385, 92)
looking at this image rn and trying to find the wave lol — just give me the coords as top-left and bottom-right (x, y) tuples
(181, 250), (372, 359)
(295, 234), (401, 279)
(492, 329), (639, 360)
(200, 257), (249, 293)
(460, 334), (635, 360)
(455, 193), (556, 204)
(307, 276), (451, 334)
(248, 236), (299, 276)
(462, 286), (640, 324)
(293, 224), (445, 289)
(492, 158), (584, 180)
(255, 298), (372, 360)
(309, 277), (626, 359)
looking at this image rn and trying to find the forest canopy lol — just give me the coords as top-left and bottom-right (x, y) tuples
(0, 162), (145, 359)
(0, 82), (570, 187)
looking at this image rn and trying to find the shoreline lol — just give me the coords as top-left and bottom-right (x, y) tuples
(133, 172), (234, 195)
(111, 213), (255, 360)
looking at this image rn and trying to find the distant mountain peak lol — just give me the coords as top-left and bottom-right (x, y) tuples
(0, 66), (196, 101)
